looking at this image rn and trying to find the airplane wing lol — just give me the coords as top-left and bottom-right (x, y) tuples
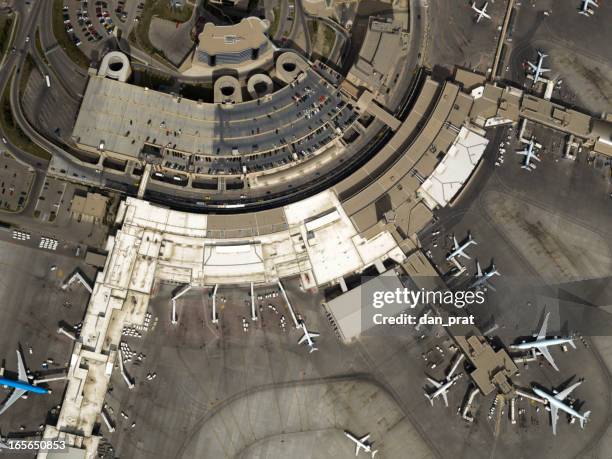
(555, 381), (581, 401)
(16, 350), (27, 383)
(537, 313), (550, 340)
(359, 434), (370, 443)
(458, 249), (470, 260)
(298, 334), (308, 345)
(452, 236), (459, 249)
(476, 261), (483, 277)
(527, 62), (537, 70)
(0, 388), (26, 416)
(427, 377), (442, 388)
(442, 390), (449, 407)
(550, 403), (559, 435)
(485, 280), (496, 292)
(310, 332), (320, 338)
(355, 444), (360, 455)
(537, 345), (559, 371)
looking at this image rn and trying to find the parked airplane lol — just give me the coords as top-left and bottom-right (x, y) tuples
(297, 321), (319, 353)
(424, 374), (460, 407)
(344, 431), (378, 457)
(469, 261), (500, 291)
(0, 350), (49, 416)
(533, 381), (591, 435)
(579, 0), (598, 16)
(510, 312), (575, 371)
(527, 51), (550, 84)
(517, 138), (541, 170)
(446, 233), (477, 261)
(472, 1), (491, 22)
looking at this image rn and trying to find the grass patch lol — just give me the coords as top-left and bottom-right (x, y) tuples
(130, 0), (193, 59)
(34, 29), (49, 65)
(321, 24), (335, 57)
(269, 7), (280, 38)
(308, 19), (318, 38)
(0, 14), (15, 58)
(1, 73), (51, 161)
(153, 0), (194, 23)
(19, 54), (36, 97)
(52, 0), (90, 69)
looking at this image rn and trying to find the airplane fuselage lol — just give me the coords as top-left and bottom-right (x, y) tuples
(470, 271), (498, 289)
(511, 337), (573, 351)
(0, 377), (49, 395)
(428, 375), (458, 400)
(533, 387), (587, 421)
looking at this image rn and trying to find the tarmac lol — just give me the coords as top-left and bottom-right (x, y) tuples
(503, 0), (612, 114)
(0, 239), (94, 438)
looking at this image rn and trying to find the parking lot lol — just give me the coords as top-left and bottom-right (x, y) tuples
(61, 0), (145, 57)
(0, 152), (34, 212)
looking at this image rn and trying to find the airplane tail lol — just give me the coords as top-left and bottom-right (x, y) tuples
(580, 411), (591, 428)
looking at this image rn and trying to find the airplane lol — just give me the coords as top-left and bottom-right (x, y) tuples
(579, 0), (598, 16)
(0, 350), (49, 416)
(344, 431), (378, 457)
(533, 381), (591, 435)
(527, 51), (550, 85)
(516, 138), (541, 170)
(297, 321), (319, 353)
(446, 233), (477, 261)
(469, 261), (500, 291)
(510, 312), (575, 371)
(472, 1), (491, 22)
(424, 374), (460, 407)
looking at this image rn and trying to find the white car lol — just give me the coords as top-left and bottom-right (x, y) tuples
(1, 137), (7, 144)
(25, 35), (30, 42)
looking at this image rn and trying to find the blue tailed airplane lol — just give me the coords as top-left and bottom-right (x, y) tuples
(0, 350), (49, 416)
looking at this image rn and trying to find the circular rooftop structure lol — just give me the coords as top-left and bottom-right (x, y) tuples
(98, 51), (131, 82)
(275, 52), (310, 83)
(247, 74), (274, 99)
(213, 75), (243, 104)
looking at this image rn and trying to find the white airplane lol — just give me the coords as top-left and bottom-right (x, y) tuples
(510, 312), (575, 371)
(516, 138), (541, 171)
(527, 51), (550, 84)
(446, 233), (477, 261)
(297, 321), (319, 353)
(579, 0), (598, 16)
(472, 1), (491, 22)
(469, 261), (500, 291)
(424, 374), (460, 407)
(344, 431), (378, 457)
(533, 381), (591, 435)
